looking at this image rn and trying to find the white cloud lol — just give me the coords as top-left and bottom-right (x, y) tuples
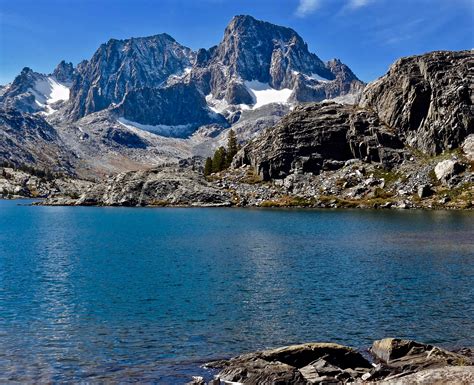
(347, 0), (373, 9)
(295, 0), (321, 17)
(295, 0), (376, 17)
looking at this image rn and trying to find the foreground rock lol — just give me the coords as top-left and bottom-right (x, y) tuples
(206, 343), (372, 384)
(380, 366), (474, 384)
(192, 339), (473, 384)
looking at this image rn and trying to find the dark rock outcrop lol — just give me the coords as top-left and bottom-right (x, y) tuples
(234, 102), (406, 180)
(360, 50), (473, 155)
(197, 339), (473, 384)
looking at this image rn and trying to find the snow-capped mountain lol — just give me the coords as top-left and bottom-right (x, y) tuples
(0, 15), (366, 176)
(0, 65), (73, 115)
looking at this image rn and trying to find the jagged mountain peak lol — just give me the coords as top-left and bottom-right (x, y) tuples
(52, 61), (75, 84)
(213, 14), (328, 86)
(67, 32), (196, 120)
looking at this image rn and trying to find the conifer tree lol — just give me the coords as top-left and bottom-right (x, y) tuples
(226, 129), (238, 167)
(204, 157), (213, 176)
(212, 146), (227, 173)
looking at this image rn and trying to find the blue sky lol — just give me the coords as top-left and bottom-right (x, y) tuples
(0, 0), (473, 84)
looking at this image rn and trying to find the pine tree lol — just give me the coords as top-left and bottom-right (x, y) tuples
(225, 129), (238, 167)
(204, 157), (213, 176)
(212, 146), (227, 173)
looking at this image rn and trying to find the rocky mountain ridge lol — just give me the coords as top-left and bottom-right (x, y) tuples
(1, 15), (363, 135)
(0, 15), (366, 176)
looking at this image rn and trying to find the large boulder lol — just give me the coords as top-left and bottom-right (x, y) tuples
(462, 134), (474, 162)
(207, 342), (372, 384)
(434, 159), (465, 183)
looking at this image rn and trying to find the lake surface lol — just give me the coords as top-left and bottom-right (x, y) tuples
(0, 200), (473, 383)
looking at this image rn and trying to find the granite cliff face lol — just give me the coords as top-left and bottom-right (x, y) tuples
(236, 50), (473, 180)
(66, 34), (195, 120)
(233, 102), (405, 180)
(360, 50), (473, 155)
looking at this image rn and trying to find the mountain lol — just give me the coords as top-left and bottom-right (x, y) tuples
(0, 65), (72, 115)
(190, 15), (363, 111)
(66, 34), (196, 120)
(0, 15), (365, 175)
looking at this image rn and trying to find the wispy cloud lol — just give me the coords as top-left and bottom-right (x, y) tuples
(347, 0), (373, 9)
(295, 0), (321, 17)
(295, 0), (376, 17)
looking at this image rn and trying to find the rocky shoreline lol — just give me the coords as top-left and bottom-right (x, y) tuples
(188, 338), (473, 384)
(4, 139), (471, 210)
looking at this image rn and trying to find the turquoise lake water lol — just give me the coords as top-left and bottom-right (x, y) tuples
(0, 199), (473, 383)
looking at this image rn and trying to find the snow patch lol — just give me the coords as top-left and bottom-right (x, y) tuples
(118, 117), (193, 137)
(206, 93), (250, 113)
(244, 81), (292, 109)
(309, 73), (330, 82)
(30, 76), (70, 115)
(292, 71), (331, 83)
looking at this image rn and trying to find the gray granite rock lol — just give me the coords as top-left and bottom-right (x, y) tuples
(360, 50), (473, 155)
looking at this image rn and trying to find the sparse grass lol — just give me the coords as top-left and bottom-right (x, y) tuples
(240, 169), (262, 184)
(318, 194), (395, 208)
(371, 168), (405, 186)
(373, 187), (394, 199)
(259, 196), (316, 207)
(438, 183), (473, 202)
